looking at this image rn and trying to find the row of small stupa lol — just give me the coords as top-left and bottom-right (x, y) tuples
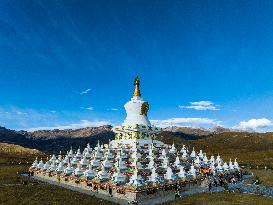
(31, 141), (240, 186)
(30, 77), (240, 187)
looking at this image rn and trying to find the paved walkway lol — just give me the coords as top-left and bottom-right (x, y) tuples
(229, 183), (273, 198)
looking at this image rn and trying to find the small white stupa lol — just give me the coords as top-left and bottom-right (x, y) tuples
(229, 159), (234, 170)
(203, 154), (208, 164)
(188, 163), (196, 177)
(63, 154), (70, 164)
(234, 158), (240, 170)
(115, 158), (127, 170)
(131, 150), (142, 159)
(210, 163), (216, 175)
(194, 156), (201, 165)
(43, 160), (51, 170)
(174, 155), (181, 167)
(149, 167), (158, 183)
(182, 150), (188, 159)
(216, 163), (223, 172)
(112, 166), (126, 184)
(180, 145), (187, 154)
(120, 148), (127, 159)
(84, 143), (92, 153)
(84, 164), (95, 179)
(90, 158), (100, 167)
(223, 162), (229, 171)
(190, 147), (196, 158)
(50, 154), (57, 162)
(49, 161), (57, 172)
(31, 157), (38, 169)
(128, 166), (144, 187)
(147, 156), (155, 169)
(131, 157), (142, 169)
(216, 154), (222, 164)
(146, 144), (154, 159)
(68, 147), (74, 158)
(161, 156), (169, 169)
(49, 161), (57, 171)
(94, 150), (103, 159)
(102, 157), (113, 169)
(37, 159), (44, 169)
(84, 149), (93, 158)
(56, 161), (65, 173)
(210, 156), (215, 164)
(95, 140), (101, 151)
(169, 143), (176, 154)
(74, 164), (84, 176)
(178, 166), (186, 178)
(105, 149), (114, 159)
(57, 153), (62, 163)
(97, 165), (109, 180)
(164, 166), (176, 180)
(64, 163), (73, 175)
(198, 150), (204, 159)
(80, 156), (89, 166)
(71, 155), (78, 165)
(76, 148), (82, 158)
(160, 149), (167, 159)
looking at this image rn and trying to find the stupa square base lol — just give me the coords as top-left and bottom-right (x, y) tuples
(32, 172), (207, 205)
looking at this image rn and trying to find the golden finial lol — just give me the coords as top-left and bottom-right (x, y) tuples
(133, 76), (141, 97)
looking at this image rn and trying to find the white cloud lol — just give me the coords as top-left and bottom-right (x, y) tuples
(26, 120), (110, 132)
(234, 118), (272, 130)
(50, 110), (57, 113)
(110, 108), (118, 111)
(179, 101), (220, 111)
(151, 117), (221, 128)
(16, 111), (28, 115)
(80, 88), (91, 95)
(80, 106), (94, 111)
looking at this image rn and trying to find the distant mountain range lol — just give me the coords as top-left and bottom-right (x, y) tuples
(162, 126), (233, 138)
(0, 125), (266, 154)
(0, 125), (114, 153)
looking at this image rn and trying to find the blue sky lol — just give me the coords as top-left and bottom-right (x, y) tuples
(1, 0), (273, 131)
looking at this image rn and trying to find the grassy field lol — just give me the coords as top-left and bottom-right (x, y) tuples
(245, 169), (273, 187)
(159, 132), (273, 168)
(1, 138), (273, 205)
(0, 167), (115, 205)
(1, 156), (273, 205)
(161, 192), (273, 205)
(0, 154), (116, 205)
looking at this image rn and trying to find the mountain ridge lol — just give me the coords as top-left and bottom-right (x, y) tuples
(0, 125), (272, 155)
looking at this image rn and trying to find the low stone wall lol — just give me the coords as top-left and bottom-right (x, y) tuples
(34, 173), (131, 204)
(33, 172), (208, 205)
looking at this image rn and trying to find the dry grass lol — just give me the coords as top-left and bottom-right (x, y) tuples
(0, 152), (116, 205)
(1, 133), (273, 205)
(0, 164), (117, 205)
(159, 132), (273, 167)
(246, 169), (273, 187)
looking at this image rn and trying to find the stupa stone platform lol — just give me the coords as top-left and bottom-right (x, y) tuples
(30, 77), (242, 205)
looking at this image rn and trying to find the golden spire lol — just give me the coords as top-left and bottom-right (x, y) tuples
(133, 76), (141, 97)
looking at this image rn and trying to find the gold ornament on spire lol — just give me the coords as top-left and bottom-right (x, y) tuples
(133, 76), (141, 97)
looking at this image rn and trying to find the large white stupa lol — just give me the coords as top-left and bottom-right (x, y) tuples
(111, 76), (164, 148)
